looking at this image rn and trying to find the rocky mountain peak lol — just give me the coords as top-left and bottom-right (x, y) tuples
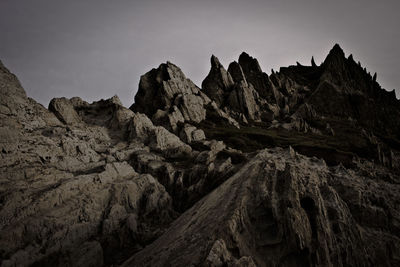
(322, 43), (346, 68)
(202, 55), (234, 107)
(330, 43), (345, 57)
(238, 51), (263, 74)
(133, 57), (239, 132)
(227, 61), (247, 84)
(210, 54), (222, 68)
(132, 61), (199, 116)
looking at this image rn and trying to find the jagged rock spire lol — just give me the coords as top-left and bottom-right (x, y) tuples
(202, 55), (234, 107)
(330, 43), (345, 56)
(323, 44), (346, 66)
(227, 61), (247, 84)
(238, 52), (262, 74)
(236, 52), (280, 104)
(311, 56), (317, 67)
(211, 54), (222, 68)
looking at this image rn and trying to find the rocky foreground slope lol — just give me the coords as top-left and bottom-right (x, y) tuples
(0, 45), (399, 266)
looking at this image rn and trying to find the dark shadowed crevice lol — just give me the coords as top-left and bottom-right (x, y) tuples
(300, 197), (318, 239)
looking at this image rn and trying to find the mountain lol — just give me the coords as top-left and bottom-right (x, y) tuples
(0, 45), (399, 267)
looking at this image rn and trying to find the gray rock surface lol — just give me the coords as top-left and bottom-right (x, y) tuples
(227, 80), (260, 121)
(131, 61), (239, 131)
(0, 62), (178, 266)
(128, 112), (192, 158)
(179, 124), (206, 143)
(1, 44), (400, 267)
(202, 57), (262, 121)
(48, 97), (82, 125)
(202, 55), (234, 107)
(123, 148), (400, 267)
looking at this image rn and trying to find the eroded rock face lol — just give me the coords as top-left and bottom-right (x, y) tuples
(0, 61), (245, 267)
(202, 55), (234, 107)
(238, 52), (279, 104)
(227, 80), (260, 121)
(132, 62), (209, 125)
(0, 61), (61, 130)
(131, 61), (239, 132)
(202, 57), (262, 122)
(123, 148), (400, 267)
(0, 63), (179, 266)
(127, 112), (192, 158)
(1, 44), (400, 267)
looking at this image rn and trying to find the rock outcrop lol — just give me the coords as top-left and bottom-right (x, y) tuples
(0, 61), (242, 267)
(0, 62), (180, 266)
(128, 112), (192, 158)
(202, 55), (234, 107)
(48, 97), (82, 125)
(131, 61), (239, 132)
(123, 148), (400, 267)
(1, 44), (400, 267)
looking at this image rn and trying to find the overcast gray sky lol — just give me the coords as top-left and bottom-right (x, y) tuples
(1, 0), (399, 107)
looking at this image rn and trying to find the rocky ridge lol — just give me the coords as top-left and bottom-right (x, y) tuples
(0, 44), (399, 266)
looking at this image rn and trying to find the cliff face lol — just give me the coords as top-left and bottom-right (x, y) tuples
(0, 45), (399, 267)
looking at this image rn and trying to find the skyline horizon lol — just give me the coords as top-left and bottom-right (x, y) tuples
(3, 42), (397, 108)
(1, 0), (399, 107)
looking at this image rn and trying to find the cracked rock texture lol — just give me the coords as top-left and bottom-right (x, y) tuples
(1, 44), (400, 266)
(123, 148), (400, 267)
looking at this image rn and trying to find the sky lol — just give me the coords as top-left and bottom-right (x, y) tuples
(0, 0), (399, 107)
